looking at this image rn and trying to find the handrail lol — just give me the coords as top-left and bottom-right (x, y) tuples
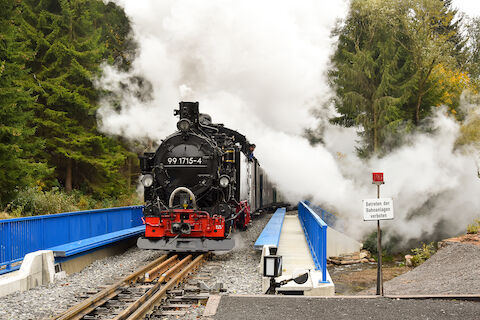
(0, 205), (144, 224)
(0, 206), (143, 274)
(298, 201), (328, 283)
(307, 203), (344, 232)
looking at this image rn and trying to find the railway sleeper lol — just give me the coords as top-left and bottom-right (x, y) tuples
(166, 289), (184, 296)
(162, 303), (191, 309)
(156, 310), (187, 316)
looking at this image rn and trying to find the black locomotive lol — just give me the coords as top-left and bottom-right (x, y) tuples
(137, 101), (254, 252)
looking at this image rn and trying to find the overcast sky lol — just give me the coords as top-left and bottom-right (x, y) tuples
(451, 0), (480, 17)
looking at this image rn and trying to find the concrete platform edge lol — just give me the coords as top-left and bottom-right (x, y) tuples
(223, 294), (480, 300)
(0, 238), (136, 297)
(0, 250), (55, 298)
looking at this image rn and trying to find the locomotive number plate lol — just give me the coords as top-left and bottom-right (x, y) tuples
(165, 157), (206, 167)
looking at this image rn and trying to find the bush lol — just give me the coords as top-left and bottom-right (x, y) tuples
(0, 211), (13, 220)
(466, 219), (480, 234)
(362, 230), (400, 257)
(7, 187), (79, 216)
(363, 231), (378, 255)
(6, 187), (143, 217)
(410, 242), (436, 267)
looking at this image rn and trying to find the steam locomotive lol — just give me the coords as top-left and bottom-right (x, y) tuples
(137, 101), (281, 252)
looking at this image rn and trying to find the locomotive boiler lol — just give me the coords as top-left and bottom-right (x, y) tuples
(137, 101), (254, 252)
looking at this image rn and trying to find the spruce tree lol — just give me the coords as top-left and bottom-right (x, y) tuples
(0, 0), (49, 206)
(20, 0), (134, 197)
(329, 0), (413, 156)
(327, 0), (465, 157)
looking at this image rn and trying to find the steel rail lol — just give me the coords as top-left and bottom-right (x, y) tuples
(144, 255), (178, 282)
(112, 255), (197, 320)
(124, 254), (205, 320)
(51, 254), (167, 320)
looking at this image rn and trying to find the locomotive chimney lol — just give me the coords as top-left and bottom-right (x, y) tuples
(176, 101), (200, 124)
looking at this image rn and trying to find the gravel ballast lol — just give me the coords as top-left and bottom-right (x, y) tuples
(162, 213), (271, 320)
(198, 212), (270, 295)
(361, 242), (480, 295)
(0, 213), (271, 320)
(0, 248), (165, 320)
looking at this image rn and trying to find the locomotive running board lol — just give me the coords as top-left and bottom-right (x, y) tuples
(137, 237), (235, 252)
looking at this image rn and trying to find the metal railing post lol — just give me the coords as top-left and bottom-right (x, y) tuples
(321, 224), (327, 282)
(298, 201), (329, 283)
(0, 206), (144, 274)
(5, 222), (12, 270)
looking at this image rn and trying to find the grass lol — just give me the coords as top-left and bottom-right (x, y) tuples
(466, 219), (480, 234)
(3, 187), (142, 218)
(0, 211), (14, 220)
(410, 242), (436, 267)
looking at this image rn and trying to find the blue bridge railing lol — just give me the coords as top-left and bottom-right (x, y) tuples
(0, 206), (143, 274)
(303, 200), (343, 231)
(298, 201), (328, 283)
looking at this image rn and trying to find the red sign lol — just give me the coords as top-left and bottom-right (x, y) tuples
(372, 172), (384, 183)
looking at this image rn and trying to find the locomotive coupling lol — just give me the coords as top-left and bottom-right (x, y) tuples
(180, 223), (192, 234)
(171, 222), (192, 234)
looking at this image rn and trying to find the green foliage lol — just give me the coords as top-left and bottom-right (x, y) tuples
(0, 0), (51, 206)
(8, 187), (80, 216)
(466, 219), (480, 234)
(465, 17), (480, 81)
(362, 231), (379, 255)
(362, 230), (399, 257)
(17, 0), (136, 197)
(0, 0), (140, 208)
(326, 0), (467, 157)
(458, 114), (480, 146)
(7, 187), (141, 216)
(410, 242), (436, 267)
(0, 0), (142, 211)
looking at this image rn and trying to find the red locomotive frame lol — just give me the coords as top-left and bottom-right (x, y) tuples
(144, 209), (226, 238)
(142, 201), (251, 240)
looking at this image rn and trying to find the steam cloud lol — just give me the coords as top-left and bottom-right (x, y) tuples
(97, 0), (480, 244)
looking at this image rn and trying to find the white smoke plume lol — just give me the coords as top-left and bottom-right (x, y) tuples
(97, 0), (480, 244)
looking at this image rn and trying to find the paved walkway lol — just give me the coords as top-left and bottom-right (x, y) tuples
(212, 295), (480, 320)
(277, 215), (315, 274)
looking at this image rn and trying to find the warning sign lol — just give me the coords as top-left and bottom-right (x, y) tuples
(363, 198), (394, 221)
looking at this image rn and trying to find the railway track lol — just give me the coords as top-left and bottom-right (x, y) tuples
(52, 253), (206, 320)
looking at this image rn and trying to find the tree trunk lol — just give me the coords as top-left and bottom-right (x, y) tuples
(127, 157), (131, 189)
(65, 158), (72, 192)
(415, 89), (425, 126)
(415, 61), (436, 125)
(373, 103), (378, 154)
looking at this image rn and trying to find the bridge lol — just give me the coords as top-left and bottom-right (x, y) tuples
(254, 201), (362, 296)
(0, 206), (144, 297)
(0, 201), (361, 297)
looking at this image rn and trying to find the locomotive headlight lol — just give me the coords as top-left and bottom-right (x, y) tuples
(141, 174), (154, 187)
(177, 118), (192, 132)
(219, 175), (230, 188)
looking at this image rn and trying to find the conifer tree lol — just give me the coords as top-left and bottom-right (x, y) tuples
(327, 0), (464, 157)
(398, 0), (460, 125)
(20, 0), (134, 197)
(0, 0), (49, 206)
(329, 0), (413, 156)
(465, 17), (480, 81)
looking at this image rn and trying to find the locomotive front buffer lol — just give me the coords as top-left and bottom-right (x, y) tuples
(137, 187), (235, 252)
